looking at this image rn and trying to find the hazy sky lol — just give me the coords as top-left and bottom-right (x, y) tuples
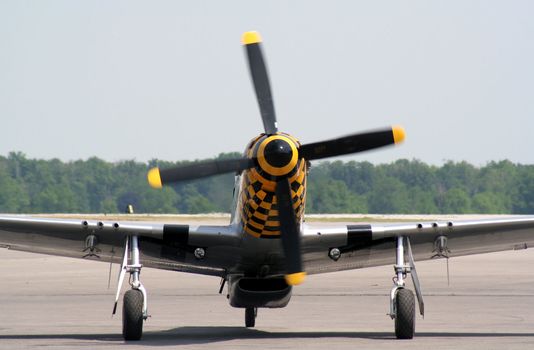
(1, 1), (533, 165)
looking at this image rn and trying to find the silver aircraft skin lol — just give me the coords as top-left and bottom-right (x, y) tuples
(2, 31), (534, 340)
(2, 212), (534, 277)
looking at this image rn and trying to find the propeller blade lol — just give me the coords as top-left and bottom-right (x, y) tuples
(242, 31), (278, 135)
(299, 126), (405, 161)
(148, 157), (254, 188)
(275, 178), (306, 286)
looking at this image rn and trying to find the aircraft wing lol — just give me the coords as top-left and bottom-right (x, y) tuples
(0, 215), (242, 277)
(3, 215), (534, 278)
(301, 216), (534, 274)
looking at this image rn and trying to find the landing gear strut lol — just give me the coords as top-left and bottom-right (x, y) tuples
(113, 235), (149, 341)
(389, 236), (424, 339)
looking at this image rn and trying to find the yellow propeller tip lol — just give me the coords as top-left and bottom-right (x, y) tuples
(392, 125), (406, 144)
(147, 168), (163, 189)
(285, 272), (306, 286)
(242, 31), (262, 45)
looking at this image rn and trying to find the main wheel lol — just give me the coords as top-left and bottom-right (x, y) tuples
(245, 307), (257, 328)
(394, 288), (415, 339)
(123, 289), (144, 341)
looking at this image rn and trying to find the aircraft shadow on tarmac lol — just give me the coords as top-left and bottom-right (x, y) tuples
(1, 327), (533, 345)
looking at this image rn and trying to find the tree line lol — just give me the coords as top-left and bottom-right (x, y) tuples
(0, 152), (532, 214)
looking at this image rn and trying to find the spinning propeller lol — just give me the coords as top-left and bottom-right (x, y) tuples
(147, 31), (405, 286)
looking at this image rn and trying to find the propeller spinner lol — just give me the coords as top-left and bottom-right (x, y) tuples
(147, 31), (405, 286)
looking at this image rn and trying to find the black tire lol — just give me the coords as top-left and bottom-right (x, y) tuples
(245, 307), (256, 328)
(395, 288), (415, 339)
(123, 289), (144, 341)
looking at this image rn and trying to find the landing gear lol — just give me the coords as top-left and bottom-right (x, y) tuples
(113, 235), (149, 341)
(389, 236), (423, 340)
(123, 289), (144, 340)
(394, 288), (415, 339)
(245, 307), (257, 327)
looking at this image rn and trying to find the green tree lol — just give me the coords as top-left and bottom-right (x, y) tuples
(441, 188), (471, 214)
(0, 159), (29, 212)
(307, 178), (367, 213)
(514, 165), (534, 214)
(408, 186), (439, 214)
(0, 154), (533, 215)
(367, 176), (410, 213)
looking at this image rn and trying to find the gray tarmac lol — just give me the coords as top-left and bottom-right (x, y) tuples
(1, 245), (534, 349)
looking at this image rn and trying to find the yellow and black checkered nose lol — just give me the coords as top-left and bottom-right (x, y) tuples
(257, 135), (298, 177)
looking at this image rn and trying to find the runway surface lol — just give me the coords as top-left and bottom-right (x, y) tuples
(1, 244), (534, 349)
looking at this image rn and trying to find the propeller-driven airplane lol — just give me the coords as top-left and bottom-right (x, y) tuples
(2, 31), (534, 341)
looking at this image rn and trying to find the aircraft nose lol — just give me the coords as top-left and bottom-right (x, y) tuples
(257, 135), (299, 177)
(264, 138), (293, 168)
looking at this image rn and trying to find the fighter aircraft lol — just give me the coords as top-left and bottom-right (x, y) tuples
(1, 31), (534, 341)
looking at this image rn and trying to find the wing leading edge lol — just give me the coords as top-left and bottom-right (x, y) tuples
(0, 215), (242, 277)
(301, 216), (534, 275)
(3, 215), (534, 277)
